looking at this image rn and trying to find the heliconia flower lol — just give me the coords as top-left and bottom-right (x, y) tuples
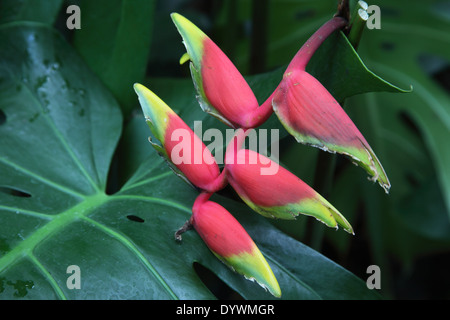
(133, 83), (225, 192)
(271, 16), (391, 193)
(224, 131), (353, 233)
(191, 193), (281, 298)
(170, 13), (273, 129)
(272, 69), (390, 193)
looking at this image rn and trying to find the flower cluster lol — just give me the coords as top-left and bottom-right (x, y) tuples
(134, 12), (389, 298)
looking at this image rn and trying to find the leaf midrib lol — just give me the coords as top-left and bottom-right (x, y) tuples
(0, 192), (185, 299)
(0, 193), (109, 272)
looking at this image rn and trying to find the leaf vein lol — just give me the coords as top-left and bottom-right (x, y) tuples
(81, 215), (179, 300)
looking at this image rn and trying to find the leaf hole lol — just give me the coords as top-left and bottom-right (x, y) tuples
(193, 262), (243, 300)
(0, 186), (32, 198)
(0, 109), (6, 125)
(126, 215), (145, 223)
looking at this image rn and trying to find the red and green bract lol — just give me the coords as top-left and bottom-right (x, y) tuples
(134, 10), (392, 299)
(225, 139), (353, 233)
(191, 193), (281, 298)
(273, 69), (390, 192)
(133, 83), (223, 193)
(171, 13), (273, 129)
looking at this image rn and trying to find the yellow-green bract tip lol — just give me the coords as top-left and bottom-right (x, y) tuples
(170, 12), (206, 67)
(222, 250), (282, 298)
(133, 83), (172, 142)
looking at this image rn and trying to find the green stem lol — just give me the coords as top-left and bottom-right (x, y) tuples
(249, 15), (348, 128)
(286, 16), (348, 72)
(347, 1), (369, 50)
(175, 192), (212, 241)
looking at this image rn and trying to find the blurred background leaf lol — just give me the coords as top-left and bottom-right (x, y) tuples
(0, 0), (64, 25)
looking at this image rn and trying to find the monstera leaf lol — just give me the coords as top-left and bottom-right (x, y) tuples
(345, 0), (450, 272)
(355, 0), (450, 217)
(0, 21), (384, 299)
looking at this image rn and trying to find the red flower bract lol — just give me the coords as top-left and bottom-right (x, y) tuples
(274, 69), (368, 148)
(224, 135), (353, 233)
(226, 149), (315, 208)
(191, 200), (253, 257)
(272, 69), (390, 192)
(163, 112), (221, 192)
(134, 83), (225, 193)
(190, 193), (281, 297)
(200, 38), (260, 128)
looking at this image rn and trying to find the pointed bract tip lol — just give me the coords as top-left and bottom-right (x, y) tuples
(225, 149), (353, 233)
(170, 12), (263, 129)
(134, 84), (221, 192)
(272, 70), (390, 192)
(170, 12), (206, 63)
(133, 83), (172, 124)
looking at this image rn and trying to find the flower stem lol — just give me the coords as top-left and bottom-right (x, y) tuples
(174, 219), (193, 241)
(247, 85), (279, 128)
(175, 192), (212, 241)
(192, 192), (213, 214)
(286, 16), (348, 72)
(248, 16), (348, 128)
(347, 1), (369, 50)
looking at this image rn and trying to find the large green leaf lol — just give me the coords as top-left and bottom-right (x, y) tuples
(0, 22), (380, 300)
